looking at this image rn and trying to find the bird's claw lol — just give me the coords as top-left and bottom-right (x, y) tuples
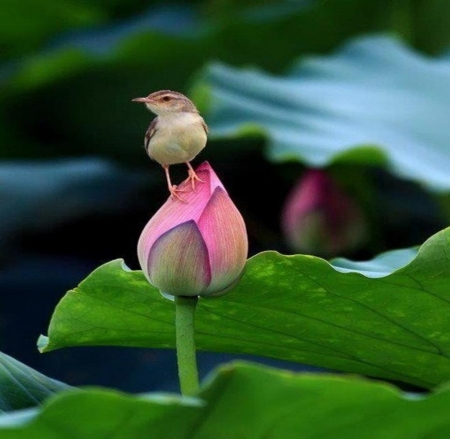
(169, 185), (187, 202)
(187, 169), (204, 190)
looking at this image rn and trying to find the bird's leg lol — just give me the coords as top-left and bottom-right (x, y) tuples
(186, 162), (203, 190)
(163, 165), (185, 201)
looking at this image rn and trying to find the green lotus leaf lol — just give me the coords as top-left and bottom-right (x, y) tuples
(0, 351), (71, 413)
(199, 35), (450, 191)
(39, 227), (450, 389)
(2, 362), (450, 437)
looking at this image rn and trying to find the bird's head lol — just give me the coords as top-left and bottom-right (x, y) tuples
(132, 90), (198, 115)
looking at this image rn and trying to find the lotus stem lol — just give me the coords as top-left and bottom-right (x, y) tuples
(175, 296), (199, 396)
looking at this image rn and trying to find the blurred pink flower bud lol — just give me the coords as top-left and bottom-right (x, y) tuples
(281, 169), (367, 257)
(138, 162), (248, 297)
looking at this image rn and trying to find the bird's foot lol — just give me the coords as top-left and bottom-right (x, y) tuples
(187, 169), (204, 190)
(169, 185), (187, 202)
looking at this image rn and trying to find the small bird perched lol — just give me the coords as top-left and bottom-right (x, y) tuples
(132, 90), (208, 200)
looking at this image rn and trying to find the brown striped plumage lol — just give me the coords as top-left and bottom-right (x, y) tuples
(133, 90), (208, 200)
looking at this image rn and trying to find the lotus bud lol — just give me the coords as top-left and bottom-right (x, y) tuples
(281, 169), (368, 257)
(138, 162), (248, 298)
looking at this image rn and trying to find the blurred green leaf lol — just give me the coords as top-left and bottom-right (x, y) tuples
(0, 0), (403, 161)
(0, 388), (199, 437)
(40, 227), (450, 389)
(200, 35), (450, 192)
(2, 362), (450, 437)
(330, 247), (418, 277)
(392, 0), (450, 54)
(0, 351), (70, 413)
(0, 158), (151, 254)
(2, 1), (450, 160)
(0, 0), (104, 60)
(0, 0), (162, 60)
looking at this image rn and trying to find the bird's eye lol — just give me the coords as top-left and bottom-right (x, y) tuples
(162, 96), (171, 102)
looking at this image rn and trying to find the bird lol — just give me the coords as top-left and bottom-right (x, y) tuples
(132, 90), (208, 200)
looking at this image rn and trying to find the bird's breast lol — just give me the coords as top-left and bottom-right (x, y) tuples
(147, 113), (207, 165)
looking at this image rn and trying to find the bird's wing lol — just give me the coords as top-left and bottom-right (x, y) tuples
(144, 118), (158, 150)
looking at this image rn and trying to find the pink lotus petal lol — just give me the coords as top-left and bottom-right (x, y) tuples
(282, 169), (325, 237)
(138, 162), (225, 263)
(137, 161), (248, 297)
(147, 221), (211, 296)
(197, 187), (248, 296)
(281, 169), (367, 256)
(177, 161), (226, 195)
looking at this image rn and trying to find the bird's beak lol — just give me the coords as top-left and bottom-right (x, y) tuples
(132, 97), (149, 103)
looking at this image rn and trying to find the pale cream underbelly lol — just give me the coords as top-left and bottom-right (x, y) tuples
(148, 130), (207, 165)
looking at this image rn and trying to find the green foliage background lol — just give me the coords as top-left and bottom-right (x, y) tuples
(2, 0), (450, 437)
